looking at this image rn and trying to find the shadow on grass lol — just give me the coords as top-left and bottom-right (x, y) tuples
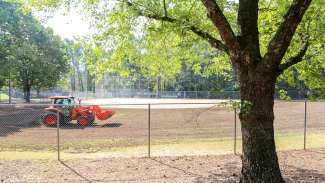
(282, 165), (325, 182)
(59, 160), (138, 182)
(55, 122), (123, 129)
(53, 151), (325, 183)
(150, 157), (203, 177)
(0, 105), (122, 137)
(59, 161), (92, 182)
(0, 106), (43, 137)
(148, 157), (239, 182)
(194, 164), (325, 183)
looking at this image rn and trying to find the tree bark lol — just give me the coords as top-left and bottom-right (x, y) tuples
(23, 84), (31, 103)
(36, 88), (40, 98)
(71, 74), (76, 91)
(156, 76), (162, 98)
(238, 69), (284, 183)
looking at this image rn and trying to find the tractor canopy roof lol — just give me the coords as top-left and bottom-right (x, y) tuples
(49, 96), (75, 99)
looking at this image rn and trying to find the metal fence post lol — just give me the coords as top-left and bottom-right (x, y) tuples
(148, 104), (151, 158)
(304, 98), (307, 150)
(8, 71), (12, 104)
(234, 108), (237, 155)
(57, 110), (60, 161)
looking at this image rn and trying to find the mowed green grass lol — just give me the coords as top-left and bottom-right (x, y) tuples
(1, 131), (325, 160)
(0, 93), (9, 101)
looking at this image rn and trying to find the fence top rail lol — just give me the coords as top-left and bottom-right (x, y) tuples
(1, 99), (324, 107)
(0, 102), (236, 107)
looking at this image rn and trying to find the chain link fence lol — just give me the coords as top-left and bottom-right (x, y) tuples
(0, 100), (325, 161)
(0, 104), (57, 160)
(1, 88), (322, 103)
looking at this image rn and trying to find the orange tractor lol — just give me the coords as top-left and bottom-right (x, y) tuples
(42, 96), (115, 127)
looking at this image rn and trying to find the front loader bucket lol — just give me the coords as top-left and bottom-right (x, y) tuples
(96, 110), (115, 120)
(91, 105), (102, 113)
(91, 105), (115, 120)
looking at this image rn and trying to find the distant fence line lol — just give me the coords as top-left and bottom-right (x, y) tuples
(0, 88), (314, 103)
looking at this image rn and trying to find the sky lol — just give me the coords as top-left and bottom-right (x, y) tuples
(39, 9), (93, 40)
(41, 0), (238, 40)
(37, 0), (117, 40)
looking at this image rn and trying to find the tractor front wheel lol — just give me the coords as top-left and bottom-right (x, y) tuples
(77, 117), (89, 127)
(43, 114), (57, 126)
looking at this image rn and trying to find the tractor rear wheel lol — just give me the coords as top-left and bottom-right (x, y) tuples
(77, 117), (89, 127)
(43, 114), (57, 126)
(89, 114), (95, 125)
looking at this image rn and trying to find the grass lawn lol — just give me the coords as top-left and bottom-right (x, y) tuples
(0, 131), (324, 160)
(0, 92), (9, 102)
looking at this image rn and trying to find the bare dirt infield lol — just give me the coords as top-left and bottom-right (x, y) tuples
(0, 100), (325, 182)
(0, 102), (325, 140)
(0, 101), (325, 155)
(0, 149), (325, 183)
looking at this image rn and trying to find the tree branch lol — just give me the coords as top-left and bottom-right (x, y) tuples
(264, 0), (312, 66)
(189, 26), (228, 54)
(258, 8), (277, 12)
(200, 0), (240, 55)
(278, 41), (309, 73)
(237, 0), (261, 61)
(163, 0), (167, 17)
(125, 1), (228, 54)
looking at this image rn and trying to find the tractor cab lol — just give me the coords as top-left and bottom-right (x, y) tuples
(50, 96), (77, 106)
(49, 96), (77, 117)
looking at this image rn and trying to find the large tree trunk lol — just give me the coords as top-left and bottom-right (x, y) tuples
(71, 74), (76, 92)
(239, 70), (284, 183)
(23, 85), (31, 103)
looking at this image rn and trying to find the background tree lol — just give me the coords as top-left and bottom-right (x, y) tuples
(65, 39), (102, 94)
(0, 1), (69, 102)
(65, 39), (85, 92)
(86, 28), (235, 97)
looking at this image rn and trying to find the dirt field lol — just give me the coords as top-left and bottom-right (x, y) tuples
(0, 101), (325, 155)
(0, 100), (325, 182)
(0, 149), (325, 183)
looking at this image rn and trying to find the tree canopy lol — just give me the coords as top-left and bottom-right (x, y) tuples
(0, 1), (69, 102)
(12, 0), (324, 97)
(91, 0), (324, 96)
